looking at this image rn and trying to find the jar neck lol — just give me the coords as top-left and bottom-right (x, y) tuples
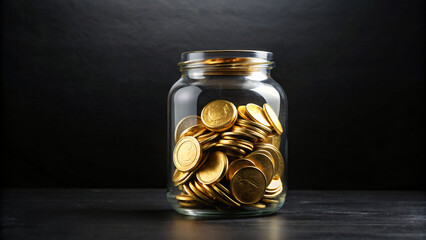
(182, 67), (271, 80)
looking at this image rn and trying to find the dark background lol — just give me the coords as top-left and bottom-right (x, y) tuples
(1, 0), (424, 189)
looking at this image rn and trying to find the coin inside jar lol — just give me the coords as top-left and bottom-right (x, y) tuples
(245, 150), (275, 184)
(227, 158), (256, 181)
(255, 143), (284, 180)
(178, 124), (206, 141)
(172, 169), (193, 186)
(237, 105), (251, 120)
(201, 100), (237, 131)
(236, 119), (273, 134)
(230, 166), (267, 204)
(196, 151), (228, 184)
(173, 136), (202, 172)
(245, 103), (272, 127)
(171, 98), (286, 212)
(174, 115), (202, 143)
(263, 103), (283, 135)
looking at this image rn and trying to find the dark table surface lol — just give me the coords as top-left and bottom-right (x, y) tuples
(1, 189), (425, 240)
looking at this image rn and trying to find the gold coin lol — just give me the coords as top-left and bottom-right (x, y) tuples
(230, 166), (267, 204)
(227, 159), (256, 181)
(215, 182), (231, 195)
(201, 183), (234, 207)
(237, 105), (251, 120)
(263, 103), (283, 135)
(265, 186), (282, 195)
(245, 103), (272, 127)
(264, 135), (281, 149)
(174, 115), (201, 143)
(196, 151), (228, 184)
(198, 132), (220, 145)
(182, 184), (212, 206)
(201, 100), (237, 131)
(232, 126), (265, 141)
(212, 184), (241, 207)
(218, 139), (253, 152)
(172, 169), (193, 186)
(173, 136), (202, 172)
(188, 181), (215, 204)
(178, 124), (206, 141)
(236, 119), (273, 133)
(255, 143), (284, 179)
(248, 203), (267, 209)
(175, 193), (194, 201)
(263, 188), (282, 198)
(215, 143), (246, 155)
(222, 131), (257, 142)
(201, 142), (217, 152)
(262, 198), (279, 204)
(245, 151), (275, 184)
(222, 137), (254, 149)
(224, 152), (244, 160)
(265, 181), (282, 194)
(266, 178), (282, 191)
(194, 180), (216, 200)
(197, 131), (216, 140)
(179, 201), (204, 208)
(236, 122), (269, 138)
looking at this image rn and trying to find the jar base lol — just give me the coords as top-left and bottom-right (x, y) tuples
(168, 192), (286, 218)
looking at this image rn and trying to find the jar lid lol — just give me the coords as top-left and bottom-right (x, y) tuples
(179, 50), (274, 70)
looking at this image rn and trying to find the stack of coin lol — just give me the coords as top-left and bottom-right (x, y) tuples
(172, 100), (285, 209)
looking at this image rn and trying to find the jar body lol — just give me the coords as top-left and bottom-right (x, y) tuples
(167, 51), (288, 217)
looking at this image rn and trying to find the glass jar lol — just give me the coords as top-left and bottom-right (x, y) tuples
(167, 50), (288, 217)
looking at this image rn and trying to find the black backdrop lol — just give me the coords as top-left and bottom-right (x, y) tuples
(1, 0), (424, 189)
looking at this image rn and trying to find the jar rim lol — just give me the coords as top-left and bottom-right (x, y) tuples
(179, 50), (274, 70)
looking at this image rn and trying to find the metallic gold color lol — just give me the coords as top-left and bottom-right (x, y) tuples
(232, 126), (265, 141)
(236, 119), (273, 133)
(227, 159), (256, 181)
(215, 143), (246, 155)
(237, 105), (251, 120)
(212, 184), (241, 207)
(215, 182), (231, 195)
(179, 201), (203, 208)
(198, 132), (220, 145)
(201, 100), (237, 131)
(182, 184), (212, 206)
(218, 139), (253, 152)
(222, 137), (254, 149)
(196, 151), (228, 184)
(263, 103), (283, 135)
(230, 166), (267, 204)
(265, 135), (281, 149)
(174, 115), (201, 143)
(178, 124), (206, 141)
(245, 103), (272, 127)
(262, 198), (279, 204)
(172, 169), (193, 186)
(173, 136), (202, 172)
(201, 142), (217, 152)
(175, 193), (194, 201)
(194, 180), (216, 200)
(245, 151), (275, 184)
(267, 178), (282, 191)
(237, 123), (269, 137)
(197, 131), (215, 139)
(201, 183), (234, 207)
(189, 181), (215, 204)
(249, 203), (266, 209)
(222, 131), (257, 142)
(255, 143), (284, 179)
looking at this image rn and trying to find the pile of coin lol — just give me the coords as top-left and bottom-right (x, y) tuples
(173, 99), (285, 210)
